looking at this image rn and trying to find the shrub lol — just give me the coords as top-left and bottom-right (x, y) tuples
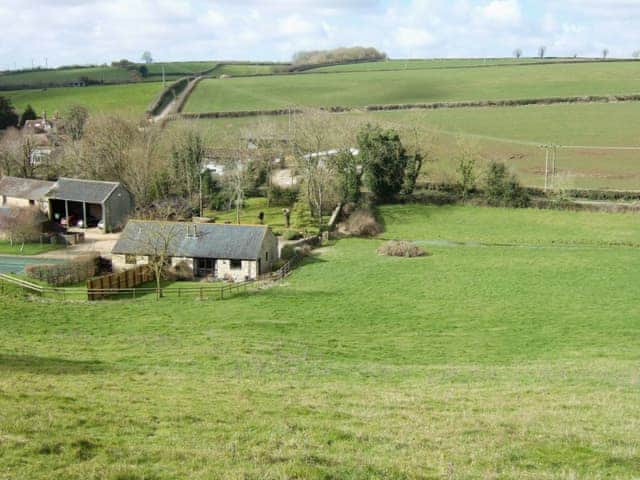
(280, 243), (313, 261)
(168, 260), (194, 281)
(484, 161), (530, 208)
(377, 240), (427, 258)
(339, 208), (383, 237)
(25, 254), (99, 286)
(268, 185), (299, 206)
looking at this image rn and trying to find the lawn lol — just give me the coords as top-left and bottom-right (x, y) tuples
(1, 204), (640, 478)
(205, 197), (292, 231)
(184, 61), (640, 113)
(4, 82), (165, 116)
(0, 241), (63, 256)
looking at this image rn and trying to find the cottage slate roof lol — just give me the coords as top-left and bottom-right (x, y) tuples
(0, 176), (55, 201)
(45, 178), (120, 204)
(112, 221), (270, 260)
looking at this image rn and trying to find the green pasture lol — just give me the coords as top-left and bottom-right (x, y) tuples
(4, 82), (165, 116)
(176, 100), (640, 190)
(145, 61), (217, 76)
(0, 66), (133, 89)
(184, 61), (640, 113)
(1, 204), (639, 478)
(304, 57), (598, 73)
(211, 63), (286, 77)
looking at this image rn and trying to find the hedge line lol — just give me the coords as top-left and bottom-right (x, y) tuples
(177, 93), (640, 120)
(25, 254), (99, 287)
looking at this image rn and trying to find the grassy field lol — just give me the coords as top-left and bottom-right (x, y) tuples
(4, 82), (165, 116)
(304, 57), (600, 73)
(1, 204), (639, 478)
(185, 61), (640, 113)
(176, 100), (640, 190)
(0, 67), (133, 89)
(145, 61), (217, 77)
(210, 63), (286, 77)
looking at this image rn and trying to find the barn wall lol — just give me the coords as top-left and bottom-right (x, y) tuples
(104, 185), (134, 232)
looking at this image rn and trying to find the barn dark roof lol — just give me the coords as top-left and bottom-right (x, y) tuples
(45, 178), (120, 204)
(0, 176), (55, 201)
(112, 221), (271, 260)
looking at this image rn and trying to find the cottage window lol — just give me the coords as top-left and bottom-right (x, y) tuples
(125, 254), (137, 265)
(230, 259), (242, 270)
(265, 252), (269, 261)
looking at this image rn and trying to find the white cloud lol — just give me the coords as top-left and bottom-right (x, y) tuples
(395, 27), (436, 48)
(0, 0), (639, 69)
(478, 0), (522, 25)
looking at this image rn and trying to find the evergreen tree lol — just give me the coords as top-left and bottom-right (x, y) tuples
(357, 124), (408, 203)
(19, 104), (37, 127)
(0, 96), (19, 130)
(334, 149), (361, 204)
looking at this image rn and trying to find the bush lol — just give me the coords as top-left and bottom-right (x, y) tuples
(484, 161), (530, 208)
(280, 243), (312, 261)
(377, 241), (427, 258)
(268, 185), (298, 206)
(25, 254), (99, 286)
(168, 260), (194, 281)
(339, 208), (383, 237)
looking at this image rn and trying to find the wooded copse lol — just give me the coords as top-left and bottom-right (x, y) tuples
(291, 46), (387, 67)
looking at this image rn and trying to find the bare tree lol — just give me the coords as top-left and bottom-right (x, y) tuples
(514, 48), (523, 59)
(141, 51), (153, 64)
(602, 48), (609, 60)
(292, 109), (341, 231)
(63, 104), (89, 141)
(122, 217), (183, 300)
(538, 46), (547, 59)
(0, 207), (43, 251)
(633, 50), (640, 59)
(0, 128), (38, 177)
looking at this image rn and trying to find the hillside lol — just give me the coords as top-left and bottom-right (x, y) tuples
(2, 205), (640, 478)
(184, 61), (640, 113)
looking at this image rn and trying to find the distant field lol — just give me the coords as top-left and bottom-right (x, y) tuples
(2, 204), (640, 478)
(305, 57), (598, 73)
(5, 82), (165, 116)
(0, 66), (133, 89)
(185, 61), (640, 113)
(145, 61), (217, 76)
(177, 101), (640, 190)
(210, 63), (286, 77)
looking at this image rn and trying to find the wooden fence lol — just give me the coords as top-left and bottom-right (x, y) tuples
(87, 265), (153, 300)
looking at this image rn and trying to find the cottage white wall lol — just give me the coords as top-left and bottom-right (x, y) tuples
(111, 254), (149, 272)
(216, 259), (256, 282)
(1, 196), (49, 214)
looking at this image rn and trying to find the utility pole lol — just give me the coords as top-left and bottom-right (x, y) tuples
(45, 57), (48, 69)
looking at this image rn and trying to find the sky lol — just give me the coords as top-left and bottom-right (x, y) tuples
(0, 0), (639, 69)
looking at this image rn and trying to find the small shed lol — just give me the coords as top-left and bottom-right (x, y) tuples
(0, 176), (55, 213)
(112, 221), (278, 281)
(46, 178), (134, 232)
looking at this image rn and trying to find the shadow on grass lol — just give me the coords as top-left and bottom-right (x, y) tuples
(0, 354), (106, 375)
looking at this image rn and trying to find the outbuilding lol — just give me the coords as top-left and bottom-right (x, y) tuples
(111, 221), (278, 282)
(0, 176), (55, 213)
(46, 178), (134, 232)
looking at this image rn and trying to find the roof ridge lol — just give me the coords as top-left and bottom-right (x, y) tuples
(128, 219), (268, 228)
(58, 177), (120, 185)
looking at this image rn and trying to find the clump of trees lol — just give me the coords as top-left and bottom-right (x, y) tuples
(0, 206), (44, 252)
(357, 124), (423, 203)
(291, 47), (386, 67)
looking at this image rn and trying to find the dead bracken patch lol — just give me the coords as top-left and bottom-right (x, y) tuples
(377, 240), (427, 258)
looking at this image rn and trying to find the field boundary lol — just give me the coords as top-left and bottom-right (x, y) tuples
(178, 93), (640, 119)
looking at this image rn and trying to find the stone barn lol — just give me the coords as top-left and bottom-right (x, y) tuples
(111, 221), (279, 282)
(0, 176), (54, 213)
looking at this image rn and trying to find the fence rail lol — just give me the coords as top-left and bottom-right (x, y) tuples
(1, 253), (306, 302)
